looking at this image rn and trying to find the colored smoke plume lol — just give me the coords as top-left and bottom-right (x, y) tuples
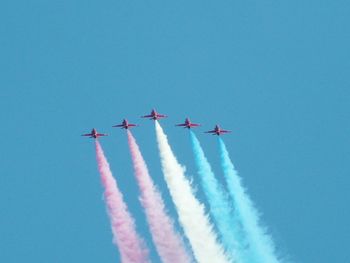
(190, 131), (248, 263)
(95, 140), (149, 263)
(127, 130), (192, 263)
(219, 138), (280, 263)
(155, 121), (230, 263)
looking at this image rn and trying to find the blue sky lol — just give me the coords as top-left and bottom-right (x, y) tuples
(1, 1), (349, 262)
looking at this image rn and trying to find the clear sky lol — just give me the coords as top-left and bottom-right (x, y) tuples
(0, 1), (349, 262)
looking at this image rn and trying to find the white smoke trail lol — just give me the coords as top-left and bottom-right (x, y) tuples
(155, 121), (231, 263)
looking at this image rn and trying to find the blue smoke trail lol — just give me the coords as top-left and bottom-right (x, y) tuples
(218, 138), (280, 263)
(190, 131), (246, 263)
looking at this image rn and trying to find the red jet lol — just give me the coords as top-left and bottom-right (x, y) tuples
(205, 125), (231, 136)
(176, 118), (201, 129)
(81, 128), (108, 139)
(141, 108), (167, 120)
(112, 119), (138, 129)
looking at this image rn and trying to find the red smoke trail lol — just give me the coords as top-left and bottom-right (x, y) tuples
(95, 140), (149, 263)
(127, 130), (192, 263)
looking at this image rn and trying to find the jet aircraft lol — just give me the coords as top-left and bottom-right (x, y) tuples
(141, 109), (167, 120)
(176, 118), (201, 129)
(81, 128), (108, 139)
(112, 119), (138, 129)
(205, 125), (231, 135)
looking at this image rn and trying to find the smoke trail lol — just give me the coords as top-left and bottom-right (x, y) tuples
(95, 141), (149, 263)
(190, 131), (247, 263)
(127, 130), (192, 263)
(218, 138), (280, 263)
(155, 121), (230, 263)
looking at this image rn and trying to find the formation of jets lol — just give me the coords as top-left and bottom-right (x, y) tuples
(82, 109), (231, 139)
